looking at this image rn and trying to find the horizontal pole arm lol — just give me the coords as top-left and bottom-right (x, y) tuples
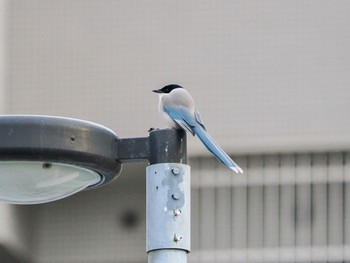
(115, 129), (187, 164)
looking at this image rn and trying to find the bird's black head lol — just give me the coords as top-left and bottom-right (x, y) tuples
(152, 84), (183, 94)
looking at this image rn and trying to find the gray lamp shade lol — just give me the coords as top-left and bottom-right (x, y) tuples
(0, 115), (122, 204)
(0, 161), (101, 204)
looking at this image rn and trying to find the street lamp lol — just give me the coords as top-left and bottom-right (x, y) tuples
(0, 115), (190, 263)
(0, 115), (121, 204)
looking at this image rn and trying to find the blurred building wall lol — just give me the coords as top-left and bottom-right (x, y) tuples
(0, 0), (4, 111)
(5, 0), (350, 154)
(190, 153), (350, 263)
(0, 1), (30, 262)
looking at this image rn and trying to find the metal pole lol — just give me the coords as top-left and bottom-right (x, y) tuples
(116, 128), (189, 262)
(146, 163), (190, 263)
(146, 129), (190, 263)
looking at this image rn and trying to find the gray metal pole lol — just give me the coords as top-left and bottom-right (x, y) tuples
(116, 128), (189, 262)
(146, 163), (190, 263)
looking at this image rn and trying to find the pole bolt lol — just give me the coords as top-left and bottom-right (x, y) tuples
(173, 234), (183, 242)
(171, 167), (180, 175)
(173, 209), (182, 216)
(172, 193), (180, 200)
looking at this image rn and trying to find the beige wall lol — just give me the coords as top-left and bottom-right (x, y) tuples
(0, 0), (5, 113)
(0, 1), (29, 260)
(5, 0), (350, 155)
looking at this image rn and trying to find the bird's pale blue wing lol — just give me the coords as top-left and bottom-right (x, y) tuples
(164, 105), (243, 173)
(195, 111), (206, 130)
(163, 106), (196, 135)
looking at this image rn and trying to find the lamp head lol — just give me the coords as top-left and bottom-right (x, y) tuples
(0, 115), (122, 204)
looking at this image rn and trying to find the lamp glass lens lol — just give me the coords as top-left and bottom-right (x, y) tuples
(0, 162), (101, 204)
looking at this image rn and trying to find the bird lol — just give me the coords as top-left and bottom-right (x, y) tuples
(152, 84), (243, 173)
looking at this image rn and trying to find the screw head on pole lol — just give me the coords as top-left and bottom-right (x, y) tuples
(173, 209), (182, 217)
(173, 234), (183, 242)
(171, 167), (180, 175)
(172, 193), (180, 200)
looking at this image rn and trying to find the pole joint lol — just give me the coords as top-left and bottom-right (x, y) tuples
(116, 128), (187, 164)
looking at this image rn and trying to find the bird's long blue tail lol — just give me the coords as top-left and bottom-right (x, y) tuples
(193, 126), (243, 173)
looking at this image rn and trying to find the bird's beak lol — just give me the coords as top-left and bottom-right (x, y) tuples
(152, 89), (163, 93)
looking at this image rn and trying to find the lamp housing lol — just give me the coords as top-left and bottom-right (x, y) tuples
(0, 115), (122, 204)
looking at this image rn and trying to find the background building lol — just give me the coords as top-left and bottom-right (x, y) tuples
(1, 1), (350, 262)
